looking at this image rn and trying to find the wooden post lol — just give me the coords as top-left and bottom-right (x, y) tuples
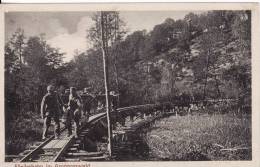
(100, 11), (113, 156)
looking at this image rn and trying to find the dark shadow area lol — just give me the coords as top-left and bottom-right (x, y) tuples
(112, 131), (150, 161)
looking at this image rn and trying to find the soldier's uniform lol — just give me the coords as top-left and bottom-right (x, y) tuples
(67, 91), (82, 137)
(41, 90), (62, 139)
(81, 92), (94, 120)
(96, 93), (105, 113)
(110, 93), (118, 111)
(95, 92), (118, 112)
(60, 90), (70, 123)
(61, 89), (70, 104)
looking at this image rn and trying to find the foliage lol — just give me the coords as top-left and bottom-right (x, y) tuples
(88, 11), (126, 48)
(5, 10), (251, 155)
(68, 10), (251, 106)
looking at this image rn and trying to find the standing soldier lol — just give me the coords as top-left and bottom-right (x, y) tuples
(67, 87), (82, 138)
(96, 92), (105, 113)
(60, 89), (70, 124)
(81, 87), (95, 121)
(41, 85), (62, 140)
(109, 91), (119, 111)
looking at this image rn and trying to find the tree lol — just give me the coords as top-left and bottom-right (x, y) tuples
(88, 11), (126, 48)
(5, 29), (27, 121)
(5, 30), (68, 155)
(5, 30), (65, 116)
(8, 28), (26, 66)
(88, 11), (127, 106)
(149, 18), (179, 53)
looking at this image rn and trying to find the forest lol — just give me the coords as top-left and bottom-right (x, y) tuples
(5, 10), (251, 155)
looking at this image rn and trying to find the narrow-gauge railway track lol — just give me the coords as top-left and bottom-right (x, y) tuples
(20, 112), (107, 162)
(13, 100), (240, 162)
(19, 104), (159, 162)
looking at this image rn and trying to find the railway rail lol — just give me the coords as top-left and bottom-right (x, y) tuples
(19, 112), (107, 162)
(18, 104), (159, 162)
(12, 99), (238, 162)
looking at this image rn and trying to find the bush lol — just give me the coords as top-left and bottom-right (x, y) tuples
(5, 111), (42, 155)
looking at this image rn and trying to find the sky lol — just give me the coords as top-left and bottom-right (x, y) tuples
(5, 11), (203, 62)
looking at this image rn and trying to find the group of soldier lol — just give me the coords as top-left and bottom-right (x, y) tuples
(40, 85), (118, 140)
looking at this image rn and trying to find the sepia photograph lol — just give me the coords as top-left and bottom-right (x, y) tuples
(1, 3), (258, 165)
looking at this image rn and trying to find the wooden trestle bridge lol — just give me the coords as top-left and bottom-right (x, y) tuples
(5, 98), (239, 162)
(13, 104), (171, 162)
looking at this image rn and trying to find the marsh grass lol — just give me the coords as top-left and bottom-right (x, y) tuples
(145, 113), (251, 160)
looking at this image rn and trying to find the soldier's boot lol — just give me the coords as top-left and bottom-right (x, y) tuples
(74, 120), (80, 138)
(66, 120), (72, 137)
(42, 127), (49, 140)
(66, 111), (73, 137)
(67, 122), (72, 137)
(54, 116), (60, 139)
(74, 109), (81, 138)
(42, 117), (51, 140)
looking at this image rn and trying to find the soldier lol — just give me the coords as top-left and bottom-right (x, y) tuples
(62, 89), (70, 101)
(60, 89), (70, 124)
(81, 87), (95, 121)
(67, 87), (82, 138)
(41, 85), (62, 140)
(96, 92), (105, 113)
(109, 91), (119, 111)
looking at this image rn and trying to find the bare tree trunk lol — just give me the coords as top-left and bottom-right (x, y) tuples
(113, 60), (120, 106)
(112, 14), (120, 107)
(101, 11), (113, 156)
